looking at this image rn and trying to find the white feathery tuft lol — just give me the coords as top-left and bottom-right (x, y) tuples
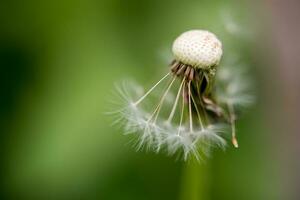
(216, 64), (255, 108)
(109, 79), (229, 161)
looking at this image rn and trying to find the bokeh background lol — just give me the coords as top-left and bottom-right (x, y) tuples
(1, 0), (299, 199)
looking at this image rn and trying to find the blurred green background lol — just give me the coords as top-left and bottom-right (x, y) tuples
(1, 0), (298, 199)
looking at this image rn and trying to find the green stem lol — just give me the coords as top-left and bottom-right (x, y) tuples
(179, 159), (210, 200)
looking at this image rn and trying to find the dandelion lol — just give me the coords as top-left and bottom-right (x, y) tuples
(112, 30), (253, 160)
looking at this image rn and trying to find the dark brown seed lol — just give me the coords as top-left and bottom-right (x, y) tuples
(170, 61), (180, 72)
(189, 68), (194, 81)
(184, 66), (191, 78)
(194, 70), (200, 82)
(170, 60), (176, 66)
(176, 64), (187, 76)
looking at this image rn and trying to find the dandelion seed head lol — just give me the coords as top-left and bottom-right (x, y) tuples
(172, 30), (223, 69)
(110, 30), (254, 161)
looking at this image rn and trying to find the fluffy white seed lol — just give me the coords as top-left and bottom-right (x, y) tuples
(172, 30), (223, 68)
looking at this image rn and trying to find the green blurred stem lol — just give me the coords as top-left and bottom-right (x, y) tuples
(179, 159), (210, 200)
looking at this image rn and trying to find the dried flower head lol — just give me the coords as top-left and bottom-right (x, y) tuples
(111, 29), (253, 161)
(172, 30), (223, 68)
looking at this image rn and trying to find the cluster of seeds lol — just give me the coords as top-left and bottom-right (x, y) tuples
(112, 30), (253, 160)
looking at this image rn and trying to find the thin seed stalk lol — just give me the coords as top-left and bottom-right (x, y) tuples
(189, 79), (210, 127)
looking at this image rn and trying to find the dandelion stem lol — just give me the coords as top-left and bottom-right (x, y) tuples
(167, 77), (186, 123)
(178, 81), (186, 135)
(180, 159), (210, 200)
(148, 75), (176, 122)
(133, 72), (170, 106)
(188, 81), (193, 132)
(228, 102), (238, 148)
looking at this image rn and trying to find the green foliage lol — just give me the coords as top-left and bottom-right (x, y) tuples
(0, 0), (282, 199)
